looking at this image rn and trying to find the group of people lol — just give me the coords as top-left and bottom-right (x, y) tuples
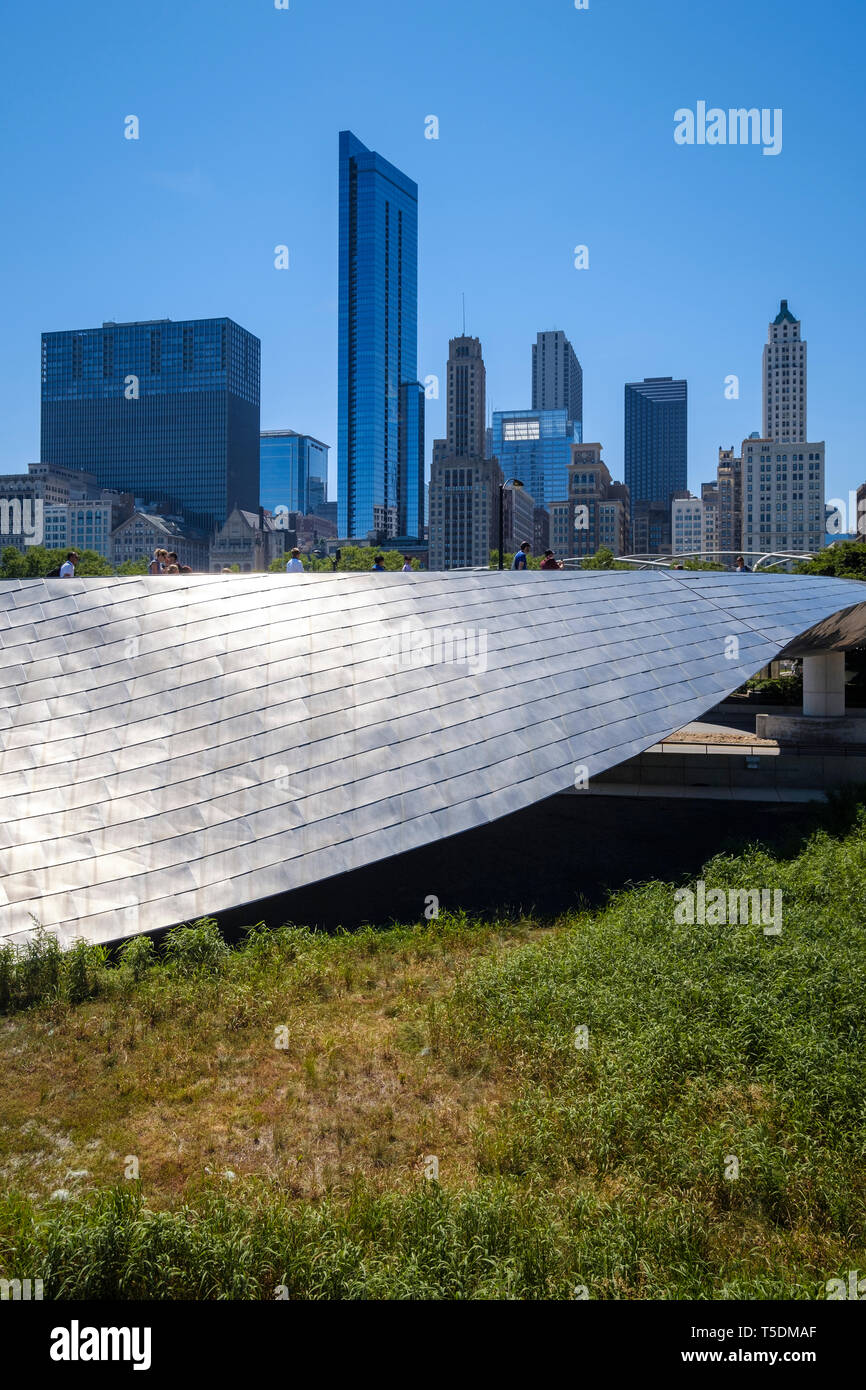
(511, 541), (563, 571)
(50, 544), (756, 581)
(148, 548), (192, 575)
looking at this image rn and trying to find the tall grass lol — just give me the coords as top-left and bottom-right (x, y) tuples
(0, 803), (864, 1298)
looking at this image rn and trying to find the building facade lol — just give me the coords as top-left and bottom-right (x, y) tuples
(41, 317), (260, 531)
(631, 499), (672, 556)
(624, 377), (687, 508)
(763, 300), (807, 443)
(44, 492), (131, 560)
(337, 131), (424, 542)
(273, 509), (338, 553)
(0, 463), (124, 554)
(716, 447), (742, 558)
(502, 483), (537, 557)
(491, 409), (581, 512)
(110, 511), (209, 572)
(428, 455), (502, 570)
(701, 481), (719, 555)
(671, 493), (704, 555)
(260, 431), (329, 516)
(209, 507), (287, 573)
(533, 505), (550, 556)
(532, 330), (582, 427)
(432, 335), (487, 466)
(549, 445), (629, 560)
(741, 436), (825, 557)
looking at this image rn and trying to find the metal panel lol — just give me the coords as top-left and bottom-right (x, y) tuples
(1, 570), (863, 946)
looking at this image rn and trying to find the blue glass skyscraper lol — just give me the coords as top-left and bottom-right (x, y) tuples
(624, 377), (687, 504)
(338, 131), (424, 541)
(41, 317), (260, 530)
(491, 409), (582, 509)
(260, 431), (329, 514)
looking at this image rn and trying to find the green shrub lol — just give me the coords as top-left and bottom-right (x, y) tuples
(118, 934), (156, 982)
(163, 918), (229, 976)
(63, 940), (107, 1005)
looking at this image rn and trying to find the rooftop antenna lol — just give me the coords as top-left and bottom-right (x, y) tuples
(462, 292), (466, 336)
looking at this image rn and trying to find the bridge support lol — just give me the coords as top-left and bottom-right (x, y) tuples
(757, 652), (865, 745)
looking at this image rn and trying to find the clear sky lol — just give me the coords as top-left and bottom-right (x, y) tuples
(1, 0), (864, 509)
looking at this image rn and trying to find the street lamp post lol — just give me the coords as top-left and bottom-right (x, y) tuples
(498, 478), (524, 570)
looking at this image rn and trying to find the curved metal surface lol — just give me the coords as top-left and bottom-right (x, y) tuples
(0, 570), (863, 946)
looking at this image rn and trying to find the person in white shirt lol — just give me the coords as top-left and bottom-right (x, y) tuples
(59, 551), (79, 578)
(401, 555), (413, 572)
(285, 547), (305, 573)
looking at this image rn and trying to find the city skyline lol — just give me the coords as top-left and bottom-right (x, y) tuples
(1, 0), (862, 512)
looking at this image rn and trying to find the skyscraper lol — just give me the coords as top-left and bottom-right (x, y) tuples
(41, 317), (260, 531)
(532, 330), (583, 427)
(623, 377), (687, 507)
(337, 131), (424, 542)
(741, 437), (824, 556)
(260, 431), (329, 515)
(428, 455), (503, 571)
(763, 300), (807, 443)
(716, 446), (742, 557)
(491, 409), (581, 510)
(432, 335), (487, 467)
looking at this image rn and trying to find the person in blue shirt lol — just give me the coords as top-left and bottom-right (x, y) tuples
(372, 555), (386, 572)
(511, 541), (531, 571)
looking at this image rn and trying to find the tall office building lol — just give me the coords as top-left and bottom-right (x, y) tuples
(491, 408), (581, 510)
(716, 447), (742, 557)
(260, 431), (329, 515)
(428, 455), (503, 571)
(624, 377), (687, 508)
(763, 300), (807, 443)
(701, 480), (719, 554)
(337, 130), (424, 542)
(432, 335), (487, 467)
(741, 436), (824, 556)
(532, 330), (583, 426)
(41, 317), (260, 531)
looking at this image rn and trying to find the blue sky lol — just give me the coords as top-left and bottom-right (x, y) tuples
(1, 0), (863, 508)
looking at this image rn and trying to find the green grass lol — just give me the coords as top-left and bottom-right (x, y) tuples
(0, 803), (865, 1299)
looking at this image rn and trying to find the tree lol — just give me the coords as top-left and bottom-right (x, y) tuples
(72, 549), (114, 577)
(0, 546), (27, 578)
(796, 542), (866, 582)
(489, 549), (541, 570)
(580, 546), (635, 570)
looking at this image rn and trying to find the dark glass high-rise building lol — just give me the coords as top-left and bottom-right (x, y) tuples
(41, 317), (260, 530)
(338, 131), (424, 541)
(624, 377), (687, 505)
